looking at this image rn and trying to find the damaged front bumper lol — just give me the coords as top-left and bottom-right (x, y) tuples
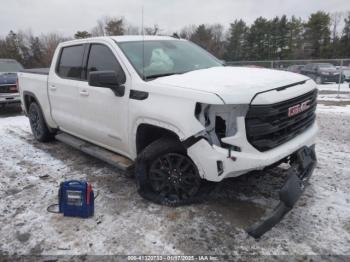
(186, 120), (318, 182)
(246, 145), (317, 238)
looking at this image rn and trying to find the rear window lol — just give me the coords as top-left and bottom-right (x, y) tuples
(57, 45), (84, 79)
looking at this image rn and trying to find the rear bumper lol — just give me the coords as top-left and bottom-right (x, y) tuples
(0, 93), (20, 105)
(246, 145), (317, 238)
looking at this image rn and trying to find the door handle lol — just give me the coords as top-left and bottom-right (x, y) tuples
(49, 85), (57, 91)
(80, 90), (89, 96)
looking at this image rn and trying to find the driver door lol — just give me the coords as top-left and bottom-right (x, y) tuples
(76, 43), (130, 156)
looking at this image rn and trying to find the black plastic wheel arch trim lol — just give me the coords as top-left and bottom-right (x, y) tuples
(246, 145), (317, 239)
(22, 91), (56, 133)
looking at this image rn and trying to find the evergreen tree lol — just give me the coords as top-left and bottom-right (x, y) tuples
(225, 19), (248, 60)
(1, 31), (22, 62)
(74, 31), (92, 39)
(304, 11), (331, 58)
(190, 24), (213, 50)
(287, 16), (304, 59)
(105, 17), (125, 36)
(29, 36), (44, 68)
(246, 17), (270, 60)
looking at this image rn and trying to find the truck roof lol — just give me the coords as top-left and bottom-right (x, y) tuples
(61, 35), (180, 46)
(111, 35), (178, 42)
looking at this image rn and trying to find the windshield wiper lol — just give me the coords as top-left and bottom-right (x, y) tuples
(144, 72), (185, 80)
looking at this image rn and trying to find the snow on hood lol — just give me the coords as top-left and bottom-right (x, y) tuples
(152, 67), (309, 104)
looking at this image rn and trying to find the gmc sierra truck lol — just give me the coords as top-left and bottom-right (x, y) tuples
(18, 36), (317, 238)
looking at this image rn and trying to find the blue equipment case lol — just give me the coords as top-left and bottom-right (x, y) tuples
(58, 180), (94, 218)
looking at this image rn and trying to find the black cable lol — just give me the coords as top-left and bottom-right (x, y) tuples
(47, 203), (60, 213)
(94, 190), (99, 200)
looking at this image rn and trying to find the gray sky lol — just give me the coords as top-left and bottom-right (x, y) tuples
(1, 0), (349, 36)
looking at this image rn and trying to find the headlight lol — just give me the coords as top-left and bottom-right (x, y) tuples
(321, 71), (328, 75)
(195, 103), (249, 147)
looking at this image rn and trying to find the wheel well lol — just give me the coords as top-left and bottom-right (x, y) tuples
(136, 124), (179, 154)
(23, 94), (37, 112)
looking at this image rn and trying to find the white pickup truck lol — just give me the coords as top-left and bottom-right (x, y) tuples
(18, 36), (318, 237)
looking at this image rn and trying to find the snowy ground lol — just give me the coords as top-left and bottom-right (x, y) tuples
(0, 96), (349, 256)
(317, 83), (350, 104)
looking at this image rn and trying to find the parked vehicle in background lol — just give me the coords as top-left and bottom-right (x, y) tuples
(301, 63), (345, 84)
(286, 64), (304, 74)
(18, 36), (318, 238)
(0, 59), (23, 107)
(336, 66), (350, 82)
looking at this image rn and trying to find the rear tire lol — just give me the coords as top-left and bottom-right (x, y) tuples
(28, 102), (55, 142)
(135, 137), (203, 206)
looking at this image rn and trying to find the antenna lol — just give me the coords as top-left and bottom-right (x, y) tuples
(142, 6), (145, 80)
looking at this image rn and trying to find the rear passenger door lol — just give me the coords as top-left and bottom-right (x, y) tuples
(76, 42), (130, 156)
(49, 44), (85, 136)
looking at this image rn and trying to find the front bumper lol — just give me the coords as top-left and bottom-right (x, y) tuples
(187, 118), (318, 182)
(0, 93), (20, 105)
(246, 145), (317, 238)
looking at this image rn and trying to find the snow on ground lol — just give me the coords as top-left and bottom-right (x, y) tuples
(0, 104), (350, 256)
(317, 82), (350, 93)
(317, 83), (350, 105)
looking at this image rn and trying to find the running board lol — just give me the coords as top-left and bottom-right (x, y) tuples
(55, 132), (133, 171)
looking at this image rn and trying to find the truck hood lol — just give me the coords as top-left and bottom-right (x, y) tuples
(152, 67), (310, 104)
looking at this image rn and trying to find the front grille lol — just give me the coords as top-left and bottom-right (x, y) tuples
(0, 85), (17, 93)
(245, 89), (317, 152)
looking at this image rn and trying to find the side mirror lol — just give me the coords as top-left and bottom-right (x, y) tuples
(88, 71), (125, 97)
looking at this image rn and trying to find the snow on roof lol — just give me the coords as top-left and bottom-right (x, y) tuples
(60, 35), (182, 46)
(110, 35), (179, 42)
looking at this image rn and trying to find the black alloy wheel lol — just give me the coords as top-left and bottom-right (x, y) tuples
(148, 153), (201, 201)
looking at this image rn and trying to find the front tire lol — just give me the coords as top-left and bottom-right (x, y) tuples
(28, 102), (54, 142)
(135, 137), (202, 206)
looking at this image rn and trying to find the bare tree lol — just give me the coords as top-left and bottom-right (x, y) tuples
(40, 33), (68, 66)
(126, 25), (140, 35)
(179, 25), (197, 39)
(331, 12), (343, 41)
(145, 24), (161, 35)
(91, 19), (105, 36)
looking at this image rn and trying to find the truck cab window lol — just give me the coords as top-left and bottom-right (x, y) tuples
(86, 44), (125, 83)
(57, 45), (84, 79)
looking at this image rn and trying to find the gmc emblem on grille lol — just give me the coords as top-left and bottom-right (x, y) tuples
(288, 100), (311, 117)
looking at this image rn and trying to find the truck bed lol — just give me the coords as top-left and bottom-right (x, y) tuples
(18, 69), (53, 126)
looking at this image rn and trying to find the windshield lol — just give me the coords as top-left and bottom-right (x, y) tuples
(117, 40), (222, 79)
(0, 60), (23, 73)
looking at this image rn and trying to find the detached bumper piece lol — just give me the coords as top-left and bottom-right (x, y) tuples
(246, 145), (317, 239)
